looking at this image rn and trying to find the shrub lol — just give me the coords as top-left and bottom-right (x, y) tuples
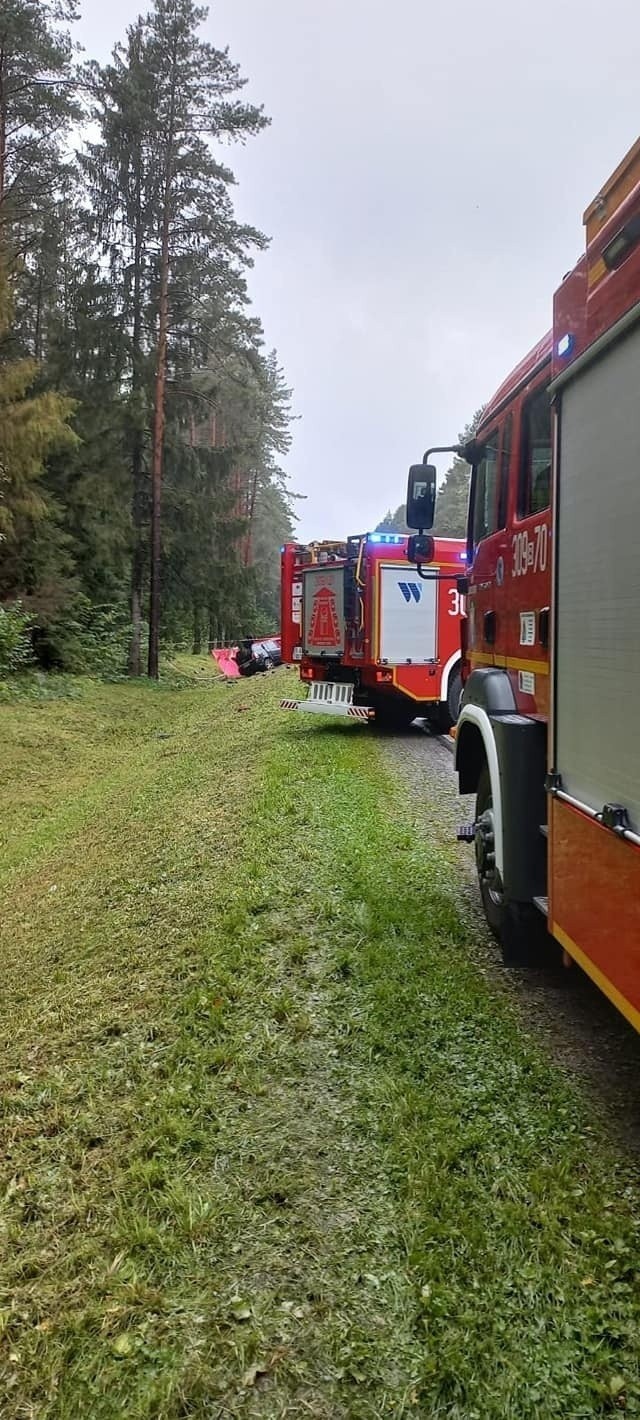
(0, 602), (32, 675)
(33, 598), (133, 678)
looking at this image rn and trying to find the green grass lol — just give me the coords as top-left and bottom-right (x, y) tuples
(1, 670), (639, 1417)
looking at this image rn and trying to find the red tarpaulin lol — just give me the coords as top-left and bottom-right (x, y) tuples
(211, 648), (240, 678)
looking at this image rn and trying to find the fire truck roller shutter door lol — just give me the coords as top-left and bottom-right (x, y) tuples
(378, 564), (437, 664)
(555, 317), (640, 832)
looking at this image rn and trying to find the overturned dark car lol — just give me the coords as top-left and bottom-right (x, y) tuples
(236, 636), (282, 677)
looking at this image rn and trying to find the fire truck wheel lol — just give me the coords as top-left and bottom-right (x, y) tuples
(447, 670), (463, 726)
(475, 765), (545, 966)
(372, 699), (416, 732)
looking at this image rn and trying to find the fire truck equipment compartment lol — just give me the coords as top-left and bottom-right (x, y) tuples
(378, 564), (437, 665)
(302, 565), (345, 657)
(555, 317), (640, 834)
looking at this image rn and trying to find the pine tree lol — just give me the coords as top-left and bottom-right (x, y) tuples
(251, 478), (296, 629)
(44, 257), (132, 608)
(82, 1), (269, 676)
(0, 1), (80, 261)
(81, 20), (162, 673)
(376, 410), (486, 539)
(0, 263), (77, 604)
(163, 336), (296, 651)
(0, 1), (295, 675)
(433, 410), (485, 538)
(375, 506), (408, 534)
(196, 344), (292, 567)
(142, 0), (269, 677)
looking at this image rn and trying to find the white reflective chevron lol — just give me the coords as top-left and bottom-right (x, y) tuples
(280, 681), (374, 719)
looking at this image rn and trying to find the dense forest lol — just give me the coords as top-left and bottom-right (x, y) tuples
(0, 0), (296, 678)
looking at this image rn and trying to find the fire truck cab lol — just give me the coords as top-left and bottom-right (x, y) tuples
(280, 532), (466, 729)
(449, 330), (553, 961)
(407, 136), (640, 1027)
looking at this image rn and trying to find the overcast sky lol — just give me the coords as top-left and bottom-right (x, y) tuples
(77, 0), (640, 540)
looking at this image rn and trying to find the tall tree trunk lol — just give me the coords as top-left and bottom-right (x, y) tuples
(129, 573), (143, 676)
(128, 187), (145, 677)
(0, 46), (8, 278)
(147, 188), (170, 680)
(34, 267), (43, 362)
(243, 468), (259, 567)
(192, 602), (202, 654)
(0, 47), (6, 214)
(148, 46), (177, 680)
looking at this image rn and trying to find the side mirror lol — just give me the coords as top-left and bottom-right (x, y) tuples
(407, 533), (435, 565)
(406, 462), (436, 530)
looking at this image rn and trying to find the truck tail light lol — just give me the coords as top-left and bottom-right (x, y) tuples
(376, 669), (393, 682)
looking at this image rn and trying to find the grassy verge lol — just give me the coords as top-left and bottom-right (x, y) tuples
(1, 675), (639, 1417)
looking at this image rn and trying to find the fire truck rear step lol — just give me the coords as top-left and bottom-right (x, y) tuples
(533, 894), (549, 917)
(280, 681), (374, 719)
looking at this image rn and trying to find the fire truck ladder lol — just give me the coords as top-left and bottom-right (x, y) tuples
(344, 534), (366, 644)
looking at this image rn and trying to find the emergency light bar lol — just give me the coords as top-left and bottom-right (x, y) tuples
(366, 533), (406, 545)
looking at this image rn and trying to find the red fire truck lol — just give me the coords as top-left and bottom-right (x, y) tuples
(406, 136), (640, 1027)
(280, 532), (466, 729)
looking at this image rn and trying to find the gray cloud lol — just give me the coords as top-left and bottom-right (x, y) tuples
(78, 0), (640, 538)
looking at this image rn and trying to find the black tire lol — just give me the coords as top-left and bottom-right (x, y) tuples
(447, 669), (463, 726)
(372, 698), (416, 732)
(424, 669), (462, 735)
(421, 709), (441, 735)
(474, 764), (547, 966)
(424, 705), (451, 735)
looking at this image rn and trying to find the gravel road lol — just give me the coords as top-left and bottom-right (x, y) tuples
(379, 722), (640, 1158)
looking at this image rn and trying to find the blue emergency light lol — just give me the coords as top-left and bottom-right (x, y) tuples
(556, 333), (575, 359)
